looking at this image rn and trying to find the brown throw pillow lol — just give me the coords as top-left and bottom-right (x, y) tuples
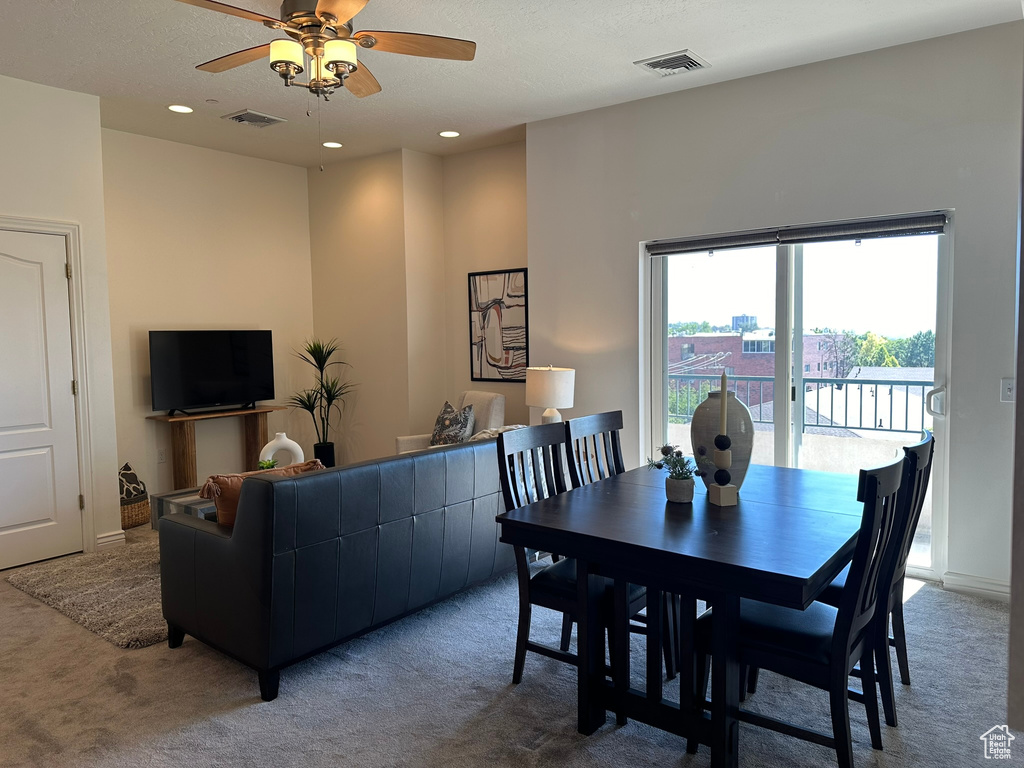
(429, 401), (475, 446)
(198, 459), (324, 527)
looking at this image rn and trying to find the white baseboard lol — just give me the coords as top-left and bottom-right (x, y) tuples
(942, 571), (1010, 602)
(95, 530), (126, 550)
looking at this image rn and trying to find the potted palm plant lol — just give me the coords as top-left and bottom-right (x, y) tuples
(288, 338), (354, 468)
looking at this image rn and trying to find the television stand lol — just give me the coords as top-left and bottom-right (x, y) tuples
(147, 406), (286, 489)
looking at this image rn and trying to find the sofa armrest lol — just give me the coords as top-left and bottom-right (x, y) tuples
(396, 433), (431, 454)
(159, 498), (274, 669)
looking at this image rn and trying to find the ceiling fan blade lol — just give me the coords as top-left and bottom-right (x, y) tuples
(315, 0), (369, 23)
(354, 31), (476, 61)
(197, 43), (272, 73)
(345, 64), (382, 98)
(174, 0), (278, 24)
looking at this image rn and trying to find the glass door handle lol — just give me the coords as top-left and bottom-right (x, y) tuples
(925, 385), (946, 419)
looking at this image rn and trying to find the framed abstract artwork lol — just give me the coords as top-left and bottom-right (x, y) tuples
(468, 268), (528, 382)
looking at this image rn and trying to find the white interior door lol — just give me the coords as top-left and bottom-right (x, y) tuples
(0, 229), (82, 569)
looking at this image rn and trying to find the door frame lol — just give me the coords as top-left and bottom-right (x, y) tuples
(0, 215), (106, 553)
(642, 215), (952, 582)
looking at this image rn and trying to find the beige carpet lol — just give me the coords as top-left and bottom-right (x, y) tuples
(0, 530), (1016, 767)
(5, 530), (164, 649)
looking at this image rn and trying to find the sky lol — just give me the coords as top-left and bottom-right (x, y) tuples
(665, 235), (939, 339)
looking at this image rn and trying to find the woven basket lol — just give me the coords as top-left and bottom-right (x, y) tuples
(120, 497), (151, 529)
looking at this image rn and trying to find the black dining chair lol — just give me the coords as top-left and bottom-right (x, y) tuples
(565, 410), (626, 487)
(564, 411), (680, 680)
(497, 423), (580, 683)
(691, 457), (903, 768)
(811, 430), (935, 727)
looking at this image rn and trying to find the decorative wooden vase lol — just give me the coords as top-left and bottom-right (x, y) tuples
(690, 391), (754, 491)
(666, 477), (695, 503)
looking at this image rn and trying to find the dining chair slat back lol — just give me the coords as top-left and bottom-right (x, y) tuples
(888, 431), (935, 594)
(836, 459), (904, 662)
(497, 423), (569, 511)
(566, 411), (626, 488)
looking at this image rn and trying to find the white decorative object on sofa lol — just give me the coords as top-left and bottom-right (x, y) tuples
(260, 432), (304, 466)
(395, 391), (506, 454)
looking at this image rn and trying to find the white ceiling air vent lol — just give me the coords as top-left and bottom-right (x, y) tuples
(221, 109), (287, 128)
(634, 49), (710, 77)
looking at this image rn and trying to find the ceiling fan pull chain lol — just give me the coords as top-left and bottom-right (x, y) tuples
(318, 97), (324, 172)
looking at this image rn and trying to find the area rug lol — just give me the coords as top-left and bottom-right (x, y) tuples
(5, 533), (165, 649)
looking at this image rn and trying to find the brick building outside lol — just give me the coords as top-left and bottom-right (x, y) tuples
(667, 330), (841, 409)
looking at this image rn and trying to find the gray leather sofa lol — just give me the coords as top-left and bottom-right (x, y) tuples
(159, 439), (513, 700)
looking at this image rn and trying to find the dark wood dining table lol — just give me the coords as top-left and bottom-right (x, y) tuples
(496, 463), (865, 768)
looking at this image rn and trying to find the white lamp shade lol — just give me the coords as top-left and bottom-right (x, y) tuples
(323, 39), (357, 71)
(270, 39), (304, 71)
(525, 366), (575, 409)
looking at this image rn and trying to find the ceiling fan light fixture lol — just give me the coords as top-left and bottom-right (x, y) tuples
(323, 39), (358, 74)
(270, 39), (304, 80)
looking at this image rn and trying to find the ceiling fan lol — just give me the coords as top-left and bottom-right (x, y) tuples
(175, 0), (476, 99)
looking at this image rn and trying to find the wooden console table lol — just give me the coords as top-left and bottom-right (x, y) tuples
(147, 406), (286, 489)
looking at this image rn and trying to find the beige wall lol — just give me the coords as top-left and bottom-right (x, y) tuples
(0, 75), (120, 549)
(527, 23), (1023, 590)
(402, 150), (448, 435)
(102, 130), (314, 493)
(307, 145), (528, 459)
(442, 142), (530, 426)
(308, 150), (409, 462)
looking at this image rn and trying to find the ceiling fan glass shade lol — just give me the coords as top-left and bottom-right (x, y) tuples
(270, 39), (304, 75)
(323, 39), (358, 73)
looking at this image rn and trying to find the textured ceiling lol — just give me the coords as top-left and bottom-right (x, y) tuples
(0, 0), (1018, 167)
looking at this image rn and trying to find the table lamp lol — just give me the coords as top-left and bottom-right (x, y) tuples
(525, 366), (575, 424)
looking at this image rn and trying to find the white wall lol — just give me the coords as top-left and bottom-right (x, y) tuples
(0, 75), (120, 549)
(442, 142), (530, 426)
(102, 130), (314, 492)
(527, 23), (1023, 590)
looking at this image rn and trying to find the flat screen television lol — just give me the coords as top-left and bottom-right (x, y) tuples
(149, 330), (275, 414)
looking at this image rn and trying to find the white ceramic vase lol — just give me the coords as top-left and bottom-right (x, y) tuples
(666, 477), (695, 503)
(689, 391), (754, 491)
(260, 432), (304, 466)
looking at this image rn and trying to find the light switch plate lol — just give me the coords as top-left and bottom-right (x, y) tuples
(1001, 377), (1014, 403)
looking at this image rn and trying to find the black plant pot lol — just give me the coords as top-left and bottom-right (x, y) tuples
(314, 442), (336, 468)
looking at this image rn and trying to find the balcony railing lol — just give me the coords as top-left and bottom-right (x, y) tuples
(668, 374), (934, 434)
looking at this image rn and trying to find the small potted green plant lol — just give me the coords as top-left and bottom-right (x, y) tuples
(288, 338), (355, 468)
(257, 459), (278, 470)
(647, 444), (696, 503)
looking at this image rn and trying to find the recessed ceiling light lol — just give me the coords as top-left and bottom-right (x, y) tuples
(322, 141), (343, 149)
(205, 99), (220, 105)
(439, 130), (460, 138)
(168, 105), (193, 113)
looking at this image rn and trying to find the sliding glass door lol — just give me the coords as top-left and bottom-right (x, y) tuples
(794, 236), (939, 568)
(647, 214), (948, 577)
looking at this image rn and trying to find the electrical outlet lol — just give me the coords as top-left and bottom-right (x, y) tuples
(158, 449), (167, 464)
(1001, 377), (1015, 403)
